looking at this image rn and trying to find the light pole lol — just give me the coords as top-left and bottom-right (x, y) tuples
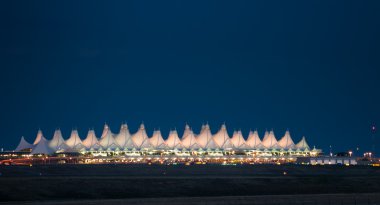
(371, 124), (376, 157)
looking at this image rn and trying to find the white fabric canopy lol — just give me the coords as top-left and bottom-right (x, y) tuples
(99, 127), (119, 150)
(213, 124), (233, 149)
(31, 137), (54, 155)
(15, 136), (33, 151)
(115, 124), (134, 149)
(181, 125), (200, 149)
(48, 129), (70, 151)
(245, 130), (264, 149)
(82, 129), (101, 149)
(33, 129), (44, 145)
(24, 124), (317, 154)
(296, 136), (310, 150)
(65, 130), (85, 150)
(196, 124), (217, 149)
(262, 130), (280, 149)
(100, 123), (113, 139)
(278, 130), (296, 149)
(165, 130), (183, 149)
(150, 130), (167, 149)
(131, 124), (152, 149)
(231, 130), (249, 149)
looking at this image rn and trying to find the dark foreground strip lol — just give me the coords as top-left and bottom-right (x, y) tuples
(1, 193), (380, 205)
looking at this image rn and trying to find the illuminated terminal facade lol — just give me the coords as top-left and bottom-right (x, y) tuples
(9, 123), (321, 164)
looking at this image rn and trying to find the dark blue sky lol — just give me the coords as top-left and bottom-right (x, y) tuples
(0, 0), (379, 154)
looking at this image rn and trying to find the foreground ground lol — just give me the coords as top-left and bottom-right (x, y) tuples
(2, 194), (380, 205)
(0, 164), (380, 204)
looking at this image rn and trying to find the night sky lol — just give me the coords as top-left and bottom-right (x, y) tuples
(0, 1), (379, 155)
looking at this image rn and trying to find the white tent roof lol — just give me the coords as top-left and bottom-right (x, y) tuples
(31, 137), (54, 155)
(213, 124), (233, 149)
(262, 130), (280, 149)
(48, 129), (70, 151)
(296, 136), (310, 150)
(165, 130), (183, 149)
(182, 124), (192, 139)
(115, 124), (134, 149)
(131, 124), (152, 149)
(278, 130), (296, 149)
(33, 129), (43, 145)
(231, 130), (249, 149)
(245, 130), (264, 149)
(65, 130), (85, 150)
(98, 126), (119, 150)
(100, 123), (113, 139)
(181, 126), (200, 149)
(196, 124), (217, 149)
(15, 136), (33, 151)
(262, 130), (269, 141)
(82, 129), (100, 149)
(150, 130), (167, 149)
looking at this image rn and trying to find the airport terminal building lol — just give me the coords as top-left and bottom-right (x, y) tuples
(12, 123), (321, 164)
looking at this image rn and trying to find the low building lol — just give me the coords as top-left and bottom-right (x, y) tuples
(297, 156), (357, 165)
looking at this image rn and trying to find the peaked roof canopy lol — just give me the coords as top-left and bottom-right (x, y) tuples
(165, 130), (183, 149)
(31, 137), (54, 155)
(262, 130), (279, 149)
(82, 129), (100, 149)
(245, 130), (264, 149)
(150, 130), (167, 149)
(65, 130), (85, 150)
(33, 129), (43, 145)
(99, 127), (119, 150)
(15, 136), (33, 151)
(131, 124), (152, 149)
(182, 124), (192, 139)
(196, 124), (217, 149)
(19, 125), (317, 153)
(296, 136), (310, 150)
(278, 130), (296, 149)
(181, 126), (200, 150)
(48, 129), (69, 151)
(213, 124), (233, 149)
(114, 124), (134, 149)
(231, 130), (249, 149)
(100, 123), (113, 139)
